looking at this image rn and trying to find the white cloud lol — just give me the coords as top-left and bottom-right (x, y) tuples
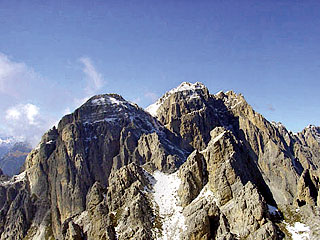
(6, 108), (21, 120)
(79, 57), (104, 95)
(0, 53), (37, 97)
(0, 53), (106, 147)
(25, 104), (40, 125)
(4, 103), (49, 146)
(6, 104), (40, 125)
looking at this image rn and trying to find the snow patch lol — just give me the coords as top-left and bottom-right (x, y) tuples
(32, 224), (46, 240)
(305, 125), (320, 143)
(91, 97), (106, 105)
(46, 140), (55, 145)
(109, 97), (121, 105)
(170, 82), (205, 93)
(152, 171), (186, 240)
(201, 131), (226, 155)
(271, 121), (287, 129)
(146, 102), (161, 117)
(230, 100), (242, 109)
(91, 96), (125, 106)
(34, 143), (41, 150)
(0, 171), (26, 186)
(75, 211), (90, 233)
(286, 222), (310, 240)
(211, 131), (226, 143)
(192, 184), (217, 204)
(189, 92), (201, 100)
(85, 117), (118, 125)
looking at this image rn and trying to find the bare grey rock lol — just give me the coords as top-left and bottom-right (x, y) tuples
(221, 182), (278, 239)
(106, 163), (155, 240)
(178, 150), (208, 207)
(0, 83), (319, 239)
(295, 169), (318, 207)
(0, 177), (35, 240)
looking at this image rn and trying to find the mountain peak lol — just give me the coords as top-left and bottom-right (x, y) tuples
(0, 136), (24, 146)
(171, 81), (206, 93)
(306, 124), (318, 130)
(63, 93), (141, 125)
(146, 82), (208, 116)
(2, 82), (320, 240)
(303, 124), (320, 143)
(86, 93), (131, 107)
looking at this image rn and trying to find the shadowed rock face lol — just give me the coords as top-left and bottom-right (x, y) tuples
(0, 83), (319, 240)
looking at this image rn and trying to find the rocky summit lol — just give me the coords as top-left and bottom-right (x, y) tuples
(0, 82), (319, 240)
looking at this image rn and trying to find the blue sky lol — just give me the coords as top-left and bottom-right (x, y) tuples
(0, 0), (319, 145)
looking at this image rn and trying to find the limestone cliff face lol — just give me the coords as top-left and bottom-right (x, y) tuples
(148, 82), (222, 151)
(14, 93), (186, 239)
(150, 83), (319, 207)
(147, 82), (319, 238)
(177, 126), (280, 239)
(0, 172), (35, 240)
(0, 82), (319, 240)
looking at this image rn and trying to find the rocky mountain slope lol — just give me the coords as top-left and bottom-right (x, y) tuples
(0, 82), (319, 240)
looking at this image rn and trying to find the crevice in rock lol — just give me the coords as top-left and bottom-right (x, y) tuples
(305, 170), (318, 202)
(297, 199), (306, 207)
(209, 215), (220, 239)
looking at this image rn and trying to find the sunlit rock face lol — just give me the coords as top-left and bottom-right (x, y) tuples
(0, 82), (319, 240)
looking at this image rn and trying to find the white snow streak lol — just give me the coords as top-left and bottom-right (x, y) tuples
(46, 140), (55, 145)
(230, 100), (242, 109)
(170, 82), (205, 93)
(75, 211), (90, 233)
(153, 171), (186, 240)
(91, 97), (106, 105)
(109, 97), (121, 105)
(211, 131), (226, 143)
(32, 224), (46, 240)
(146, 102), (161, 117)
(0, 171), (26, 186)
(192, 184), (216, 204)
(286, 222), (310, 240)
(91, 96), (121, 106)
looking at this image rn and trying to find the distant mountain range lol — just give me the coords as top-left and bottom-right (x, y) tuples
(0, 82), (319, 240)
(0, 136), (17, 158)
(0, 137), (32, 176)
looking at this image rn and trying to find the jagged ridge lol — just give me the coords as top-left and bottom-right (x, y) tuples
(0, 82), (319, 240)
